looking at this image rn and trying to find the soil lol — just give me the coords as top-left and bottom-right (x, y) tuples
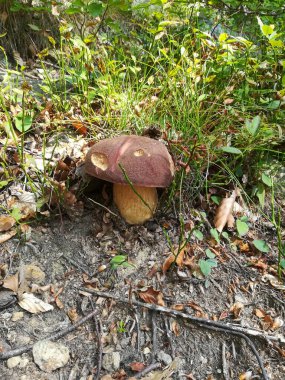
(0, 199), (284, 380)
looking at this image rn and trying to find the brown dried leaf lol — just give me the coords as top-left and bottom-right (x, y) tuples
(171, 320), (180, 336)
(230, 302), (244, 318)
(138, 286), (165, 306)
(214, 190), (237, 232)
(0, 215), (16, 232)
(129, 362), (145, 372)
(272, 317), (284, 330)
(254, 308), (266, 319)
(224, 98), (234, 105)
(0, 229), (17, 244)
(162, 246), (186, 273)
(18, 293), (54, 314)
(239, 371), (253, 380)
(1, 273), (19, 293)
(67, 308), (80, 323)
(171, 304), (185, 311)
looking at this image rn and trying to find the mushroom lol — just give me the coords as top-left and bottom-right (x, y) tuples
(85, 135), (174, 224)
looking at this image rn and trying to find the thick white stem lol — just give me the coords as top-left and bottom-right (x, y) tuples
(113, 183), (158, 224)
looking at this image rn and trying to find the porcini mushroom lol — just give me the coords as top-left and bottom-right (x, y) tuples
(85, 135), (174, 224)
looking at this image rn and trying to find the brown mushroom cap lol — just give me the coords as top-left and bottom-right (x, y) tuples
(85, 135), (174, 187)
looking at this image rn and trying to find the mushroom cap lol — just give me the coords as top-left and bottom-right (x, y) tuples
(85, 135), (174, 187)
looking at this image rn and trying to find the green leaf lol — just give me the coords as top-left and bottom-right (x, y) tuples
(261, 24), (274, 36)
(15, 114), (33, 133)
(210, 228), (220, 245)
(280, 259), (285, 269)
(205, 249), (216, 259)
(0, 180), (9, 189)
(221, 231), (230, 242)
(267, 100), (280, 110)
(193, 229), (204, 241)
(256, 183), (265, 209)
(10, 207), (22, 222)
(245, 115), (261, 136)
(199, 259), (211, 276)
(28, 24), (40, 31)
(211, 195), (221, 205)
(220, 147), (242, 155)
(261, 173), (272, 187)
(253, 240), (270, 253)
(236, 219), (249, 237)
(87, 3), (104, 17)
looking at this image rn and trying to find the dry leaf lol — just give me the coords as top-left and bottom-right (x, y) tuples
(0, 215), (16, 232)
(239, 371), (253, 380)
(171, 304), (185, 311)
(171, 320), (180, 336)
(262, 274), (285, 291)
(214, 190), (237, 232)
(71, 122), (88, 136)
(129, 362), (145, 372)
(18, 293), (54, 314)
(224, 98), (234, 105)
(162, 245), (186, 273)
(254, 308), (266, 318)
(138, 287), (165, 306)
(0, 229), (17, 244)
(67, 308), (80, 323)
(1, 273), (19, 293)
(230, 302), (244, 318)
(272, 317), (284, 330)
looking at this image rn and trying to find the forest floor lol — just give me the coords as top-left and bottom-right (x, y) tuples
(0, 191), (284, 380)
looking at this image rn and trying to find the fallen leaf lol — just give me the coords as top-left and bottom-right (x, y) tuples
(254, 308), (266, 319)
(1, 273), (19, 293)
(272, 317), (284, 330)
(239, 371), (253, 380)
(162, 245), (186, 273)
(67, 308), (80, 323)
(0, 215), (16, 232)
(129, 362), (145, 372)
(224, 98), (234, 105)
(171, 320), (180, 336)
(0, 229), (17, 244)
(18, 293), (54, 314)
(71, 121), (88, 136)
(214, 190), (237, 232)
(138, 287), (165, 306)
(171, 304), (185, 311)
(248, 259), (267, 272)
(262, 274), (285, 291)
(230, 302), (244, 318)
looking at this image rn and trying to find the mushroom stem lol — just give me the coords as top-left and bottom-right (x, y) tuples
(113, 183), (158, 224)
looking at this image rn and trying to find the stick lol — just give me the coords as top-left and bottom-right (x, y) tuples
(0, 309), (98, 360)
(81, 288), (271, 380)
(134, 362), (161, 379)
(151, 311), (157, 364)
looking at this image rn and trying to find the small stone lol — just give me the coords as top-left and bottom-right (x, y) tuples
(143, 347), (151, 355)
(33, 340), (70, 373)
(102, 352), (120, 372)
(7, 356), (21, 368)
(157, 350), (172, 365)
(19, 357), (29, 368)
(12, 311), (24, 322)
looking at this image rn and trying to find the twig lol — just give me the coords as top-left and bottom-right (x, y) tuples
(133, 310), (142, 357)
(90, 299), (103, 380)
(0, 309), (98, 360)
(80, 288), (272, 380)
(134, 362), (162, 379)
(88, 198), (119, 218)
(162, 316), (175, 359)
(60, 254), (93, 277)
(151, 311), (157, 364)
(222, 342), (230, 380)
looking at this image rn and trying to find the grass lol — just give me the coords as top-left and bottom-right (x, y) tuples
(0, 2), (284, 274)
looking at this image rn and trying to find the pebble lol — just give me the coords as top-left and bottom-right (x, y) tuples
(157, 350), (172, 365)
(102, 352), (121, 372)
(33, 340), (70, 373)
(7, 356), (21, 368)
(12, 311), (24, 322)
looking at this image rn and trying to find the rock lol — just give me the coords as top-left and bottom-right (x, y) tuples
(7, 356), (21, 368)
(102, 352), (120, 372)
(33, 340), (70, 373)
(19, 356), (29, 368)
(12, 311), (24, 322)
(157, 351), (172, 366)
